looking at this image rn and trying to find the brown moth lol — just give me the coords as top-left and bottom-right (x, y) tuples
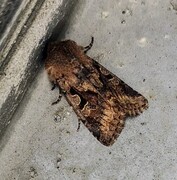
(45, 37), (148, 146)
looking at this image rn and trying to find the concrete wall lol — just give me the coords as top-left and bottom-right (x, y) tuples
(0, 0), (76, 137)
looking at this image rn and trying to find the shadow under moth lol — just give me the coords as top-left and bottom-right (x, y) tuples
(45, 37), (148, 146)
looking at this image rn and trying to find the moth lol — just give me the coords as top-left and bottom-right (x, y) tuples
(45, 37), (148, 146)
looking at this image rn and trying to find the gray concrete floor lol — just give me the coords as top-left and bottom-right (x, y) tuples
(1, 0), (177, 179)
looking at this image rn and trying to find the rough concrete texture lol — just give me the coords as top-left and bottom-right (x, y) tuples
(0, 0), (43, 65)
(0, 0), (75, 136)
(1, 0), (177, 179)
(0, 0), (21, 42)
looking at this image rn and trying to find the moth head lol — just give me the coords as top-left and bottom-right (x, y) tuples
(63, 40), (86, 54)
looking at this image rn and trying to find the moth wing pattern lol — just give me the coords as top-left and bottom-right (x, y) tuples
(91, 60), (149, 116)
(64, 58), (148, 146)
(45, 39), (148, 146)
(64, 82), (126, 146)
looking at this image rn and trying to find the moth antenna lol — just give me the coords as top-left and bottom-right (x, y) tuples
(84, 36), (94, 53)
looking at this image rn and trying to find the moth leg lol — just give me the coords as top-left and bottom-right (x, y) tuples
(84, 36), (94, 53)
(52, 87), (62, 105)
(51, 79), (59, 90)
(51, 83), (56, 90)
(77, 119), (81, 132)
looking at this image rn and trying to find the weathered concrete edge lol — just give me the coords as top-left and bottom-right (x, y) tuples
(0, 0), (45, 69)
(0, 0), (76, 137)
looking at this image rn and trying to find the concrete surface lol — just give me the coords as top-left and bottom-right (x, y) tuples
(1, 0), (177, 179)
(0, 0), (75, 136)
(0, 0), (21, 43)
(0, 0), (44, 66)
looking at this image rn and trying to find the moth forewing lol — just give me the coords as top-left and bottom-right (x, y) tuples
(45, 38), (148, 146)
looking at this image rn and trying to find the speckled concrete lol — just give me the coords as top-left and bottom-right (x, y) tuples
(1, 0), (177, 179)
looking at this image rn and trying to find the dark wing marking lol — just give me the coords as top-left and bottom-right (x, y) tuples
(63, 58), (148, 146)
(90, 60), (149, 116)
(64, 84), (126, 146)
